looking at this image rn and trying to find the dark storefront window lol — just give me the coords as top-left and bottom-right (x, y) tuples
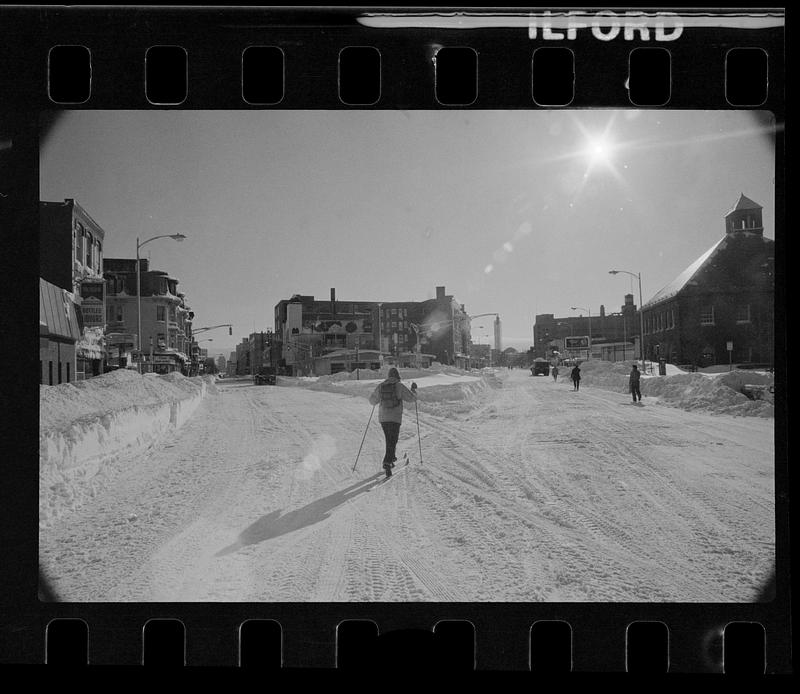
(49, 361), (53, 385)
(58, 361), (62, 384)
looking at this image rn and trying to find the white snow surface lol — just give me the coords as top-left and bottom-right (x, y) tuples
(39, 362), (775, 602)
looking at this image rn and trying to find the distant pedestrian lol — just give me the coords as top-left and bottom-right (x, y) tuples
(571, 364), (581, 391)
(629, 364), (642, 403)
(552, 365), (559, 382)
(368, 367), (417, 477)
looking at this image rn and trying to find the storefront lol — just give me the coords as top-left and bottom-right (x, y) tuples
(104, 332), (137, 371)
(147, 350), (188, 375)
(312, 349), (382, 376)
(75, 326), (105, 379)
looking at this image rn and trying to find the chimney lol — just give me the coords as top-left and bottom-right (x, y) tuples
(331, 288), (336, 315)
(436, 286), (446, 301)
(600, 305), (606, 318)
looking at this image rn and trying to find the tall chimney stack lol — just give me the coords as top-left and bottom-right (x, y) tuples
(331, 288), (336, 315)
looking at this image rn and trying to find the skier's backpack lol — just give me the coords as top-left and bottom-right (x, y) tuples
(380, 381), (401, 408)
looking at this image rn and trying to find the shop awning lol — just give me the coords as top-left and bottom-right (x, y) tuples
(40, 278), (81, 341)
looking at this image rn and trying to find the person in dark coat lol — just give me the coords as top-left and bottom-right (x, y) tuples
(552, 364), (559, 382)
(368, 367), (417, 477)
(570, 364), (581, 391)
(629, 363), (642, 403)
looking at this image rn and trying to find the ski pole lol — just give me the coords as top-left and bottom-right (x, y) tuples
(412, 383), (423, 464)
(353, 404), (376, 472)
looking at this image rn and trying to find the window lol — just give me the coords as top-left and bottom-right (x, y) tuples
(700, 305), (715, 325)
(75, 224), (83, 260)
(85, 232), (93, 266)
(736, 304), (751, 323)
(157, 306), (166, 322)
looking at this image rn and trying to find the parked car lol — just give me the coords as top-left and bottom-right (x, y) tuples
(254, 366), (277, 385)
(531, 358), (550, 376)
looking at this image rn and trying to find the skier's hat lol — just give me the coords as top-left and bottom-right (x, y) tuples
(387, 367), (400, 380)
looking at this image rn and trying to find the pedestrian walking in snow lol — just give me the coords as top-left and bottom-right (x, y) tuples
(629, 363), (642, 403)
(571, 364), (581, 391)
(369, 367), (417, 477)
(552, 365), (559, 382)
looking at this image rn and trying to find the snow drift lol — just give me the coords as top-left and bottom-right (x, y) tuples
(572, 360), (774, 417)
(300, 364), (500, 416)
(39, 370), (216, 528)
(300, 360), (774, 418)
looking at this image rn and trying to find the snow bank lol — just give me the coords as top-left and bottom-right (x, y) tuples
(299, 365), (499, 415)
(576, 360), (774, 417)
(40, 370), (216, 528)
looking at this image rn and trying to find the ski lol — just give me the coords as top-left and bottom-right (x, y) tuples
(373, 453), (410, 486)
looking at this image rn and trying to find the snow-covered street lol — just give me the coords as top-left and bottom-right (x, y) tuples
(39, 366), (774, 603)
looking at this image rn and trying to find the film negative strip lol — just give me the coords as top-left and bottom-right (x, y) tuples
(1, 5), (788, 675)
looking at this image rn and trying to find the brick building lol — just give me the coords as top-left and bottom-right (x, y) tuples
(640, 194), (774, 367)
(533, 295), (638, 361)
(103, 258), (193, 374)
(39, 199), (107, 380)
(273, 286), (472, 375)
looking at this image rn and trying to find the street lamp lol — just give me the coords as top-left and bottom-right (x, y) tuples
(570, 306), (592, 359)
(609, 269), (645, 367)
(136, 233), (186, 373)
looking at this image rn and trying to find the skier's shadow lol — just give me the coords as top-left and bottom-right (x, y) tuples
(215, 471), (385, 557)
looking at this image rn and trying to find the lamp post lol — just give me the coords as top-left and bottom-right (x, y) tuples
(136, 233), (186, 373)
(570, 306), (592, 359)
(609, 269), (645, 367)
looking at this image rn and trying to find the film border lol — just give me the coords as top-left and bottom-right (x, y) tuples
(0, 5), (788, 673)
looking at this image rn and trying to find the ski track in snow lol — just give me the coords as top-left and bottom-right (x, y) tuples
(39, 370), (775, 602)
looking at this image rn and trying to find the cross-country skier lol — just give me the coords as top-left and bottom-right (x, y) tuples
(369, 367), (417, 477)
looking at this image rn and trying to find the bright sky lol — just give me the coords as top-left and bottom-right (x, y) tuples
(40, 109), (776, 356)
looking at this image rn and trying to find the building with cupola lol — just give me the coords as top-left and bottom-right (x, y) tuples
(103, 258), (193, 373)
(640, 194), (774, 367)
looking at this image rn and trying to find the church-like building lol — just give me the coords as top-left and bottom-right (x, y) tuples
(641, 194), (774, 368)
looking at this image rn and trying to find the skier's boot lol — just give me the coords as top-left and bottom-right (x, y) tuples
(383, 463), (393, 477)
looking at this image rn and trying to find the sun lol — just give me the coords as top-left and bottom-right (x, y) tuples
(588, 137), (612, 165)
(583, 131), (617, 172)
